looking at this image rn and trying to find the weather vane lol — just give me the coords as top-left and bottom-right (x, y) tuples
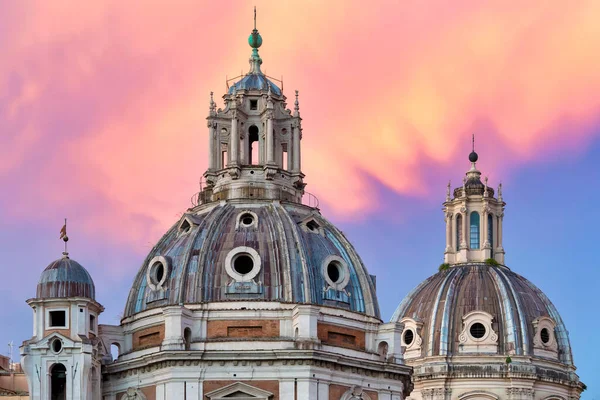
(59, 218), (69, 256)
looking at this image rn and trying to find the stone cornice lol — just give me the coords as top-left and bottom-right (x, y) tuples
(102, 349), (412, 382)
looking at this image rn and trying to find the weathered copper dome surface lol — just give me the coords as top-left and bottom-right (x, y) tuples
(37, 257), (95, 300)
(124, 201), (380, 319)
(391, 263), (574, 365)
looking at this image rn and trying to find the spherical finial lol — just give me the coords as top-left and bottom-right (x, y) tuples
(248, 31), (262, 49)
(469, 151), (478, 163)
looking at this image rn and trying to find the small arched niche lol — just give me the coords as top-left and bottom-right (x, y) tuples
(184, 327), (192, 351)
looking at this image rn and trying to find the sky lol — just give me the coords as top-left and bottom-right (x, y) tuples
(1, 0), (599, 397)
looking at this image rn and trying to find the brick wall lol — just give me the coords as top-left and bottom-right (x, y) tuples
(43, 328), (71, 338)
(203, 380), (279, 400)
(132, 324), (165, 350)
(317, 322), (366, 351)
(206, 320), (280, 339)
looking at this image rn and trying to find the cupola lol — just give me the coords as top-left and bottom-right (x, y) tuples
(443, 138), (505, 264)
(36, 254), (96, 300)
(201, 9), (305, 205)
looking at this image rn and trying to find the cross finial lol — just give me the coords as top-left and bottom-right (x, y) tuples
(472, 134), (475, 152)
(254, 6), (257, 30)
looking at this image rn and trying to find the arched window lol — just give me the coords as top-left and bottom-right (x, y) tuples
(456, 214), (463, 250)
(50, 363), (67, 400)
(248, 125), (259, 165)
(487, 213), (493, 255)
(470, 212), (480, 249)
(110, 343), (120, 362)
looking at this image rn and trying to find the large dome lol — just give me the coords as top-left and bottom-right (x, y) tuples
(37, 256), (96, 300)
(391, 262), (573, 365)
(124, 201), (380, 319)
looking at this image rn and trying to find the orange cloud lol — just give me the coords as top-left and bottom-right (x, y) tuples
(2, 1), (600, 247)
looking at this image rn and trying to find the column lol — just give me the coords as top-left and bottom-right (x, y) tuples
(208, 122), (216, 170)
(482, 210), (487, 248)
(445, 213), (452, 251)
(292, 124), (301, 172)
(462, 211), (468, 248)
(230, 118), (238, 166)
(316, 380), (329, 399)
(266, 116), (274, 164)
(296, 379), (317, 400)
(497, 214), (503, 249)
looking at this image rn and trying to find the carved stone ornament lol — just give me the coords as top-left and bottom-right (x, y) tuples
(121, 388), (147, 400)
(341, 385), (373, 400)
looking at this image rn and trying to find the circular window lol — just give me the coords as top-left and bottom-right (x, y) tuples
(233, 254), (254, 275)
(322, 255), (350, 290)
(281, 128), (288, 135)
(52, 339), (62, 353)
(403, 329), (414, 345)
(469, 322), (486, 339)
(146, 256), (169, 290)
(224, 247), (261, 281)
(540, 328), (550, 344)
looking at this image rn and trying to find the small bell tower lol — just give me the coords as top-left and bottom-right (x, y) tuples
(443, 138), (506, 264)
(20, 228), (104, 400)
(202, 9), (305, 205)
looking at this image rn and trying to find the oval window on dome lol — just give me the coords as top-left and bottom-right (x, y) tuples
(322, 256), (350, 291)
(403, 329), (414, 346)
(146, 256), (170, 290)
(469, 322), (486, 339)
(540, 327), (550, 344)
(327, 262), (342, 283)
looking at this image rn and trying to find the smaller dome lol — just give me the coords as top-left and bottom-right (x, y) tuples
(228, 74), (282, 96)
(37, 255), (95, 300)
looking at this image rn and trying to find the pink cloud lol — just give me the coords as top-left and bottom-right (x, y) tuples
(2, 1), (600, 250)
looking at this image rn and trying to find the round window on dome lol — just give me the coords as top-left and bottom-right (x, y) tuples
(540, 327), (550, 344)
(237, 211), (258, 229)
(233, 254), (254, 275)
(403, 329), (414, 346)
(224, 247), (262, 282)
(469, 322), (486, 339)
(52, 338), (62, 354)
(240, 213), (254, 227)
(146, 256), (169, 290)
